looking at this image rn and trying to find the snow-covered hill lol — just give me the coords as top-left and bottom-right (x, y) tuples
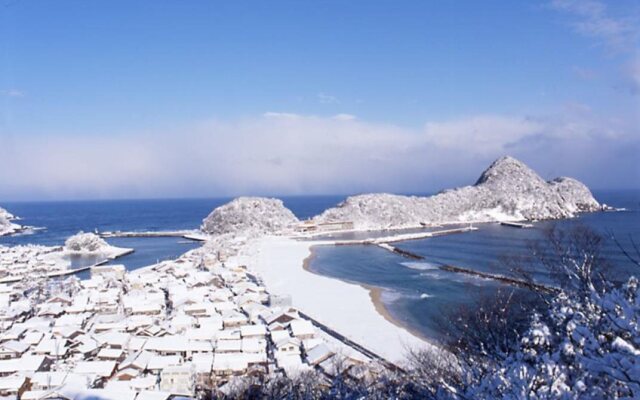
(314, 156), (601, 231)
(64, 232), (110, 253)
(0, 207), (21, 236)
(201, 197), (300, 236)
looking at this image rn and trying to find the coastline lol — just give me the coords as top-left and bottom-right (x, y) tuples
(231, 235), (433, 365)
(303, 245), (434, 345)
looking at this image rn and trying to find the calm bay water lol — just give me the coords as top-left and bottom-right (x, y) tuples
(306, 190), (640, 343)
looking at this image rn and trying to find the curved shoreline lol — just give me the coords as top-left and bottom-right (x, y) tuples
(238, 236), (431, 364)
(302, 244), (434, 345)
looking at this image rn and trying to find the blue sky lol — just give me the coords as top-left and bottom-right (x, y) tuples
(0, 0), (638, 200)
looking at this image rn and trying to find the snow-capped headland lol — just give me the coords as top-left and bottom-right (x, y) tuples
(64, 232), (134, 260)
(0, 206), (23, 236)
(201, 197), (300, 236)
(313, 156), (601, 231)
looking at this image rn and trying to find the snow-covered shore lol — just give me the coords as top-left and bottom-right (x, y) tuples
(229, 235), (433, 365)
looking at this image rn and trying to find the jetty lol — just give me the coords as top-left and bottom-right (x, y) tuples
(100, 230), (208, 241)
(377, 243), (424, 260)
(334, 226), (478, 247)
(0, 247), (134, 284)
(500, 221), (533, 228)
(331, 226), (477, 260)
(0, 253), (132, 284)
(298, 310), (405, 372)
(439, 264), (557, 294)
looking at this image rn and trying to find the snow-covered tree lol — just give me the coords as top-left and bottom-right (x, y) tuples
(64, 232), (109, 252)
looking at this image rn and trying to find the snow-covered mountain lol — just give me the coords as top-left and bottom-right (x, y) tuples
(201, 197), (300, 236)
(314, 156), (601, 231)
(0, 207), (21, 236)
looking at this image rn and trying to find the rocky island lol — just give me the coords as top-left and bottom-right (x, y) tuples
(0, 207), (22, 237)
(314, 156), (601, 231)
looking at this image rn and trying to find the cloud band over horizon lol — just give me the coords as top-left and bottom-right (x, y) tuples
(0, 108), (637, 201)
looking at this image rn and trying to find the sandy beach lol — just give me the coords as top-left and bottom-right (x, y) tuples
(230, 235), (433, 365)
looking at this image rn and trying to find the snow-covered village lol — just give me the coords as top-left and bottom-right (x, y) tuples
(0, 232), (381, 399)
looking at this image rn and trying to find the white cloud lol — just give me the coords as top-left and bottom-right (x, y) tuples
(317, 92), (339, 104)
(549, 0), (639, 52)
(332, 114), (357, 121)
(571, 66), (598, 80)
(423, 116), (544, 155)
(1, 89), (25, 98)
(0, 110), (637, 200)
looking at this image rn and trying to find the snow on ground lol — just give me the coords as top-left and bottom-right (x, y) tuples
(230, 235), (433, 365)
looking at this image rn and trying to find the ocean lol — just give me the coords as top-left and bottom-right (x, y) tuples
(0, 196), (343, 271)
(1, 191), (638, 344)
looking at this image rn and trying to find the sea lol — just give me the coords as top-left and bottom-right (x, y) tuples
(1, 191), (638, 343)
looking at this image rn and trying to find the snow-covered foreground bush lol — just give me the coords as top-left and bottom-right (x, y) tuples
(469, 278), (639, 399)
(64, 232), (109, 253)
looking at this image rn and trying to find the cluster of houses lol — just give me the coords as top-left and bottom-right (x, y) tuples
(0, 245), (64, 284)
(0, 245), (373, 399)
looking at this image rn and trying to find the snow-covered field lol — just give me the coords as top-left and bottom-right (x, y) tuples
(229, 235), (433, 365)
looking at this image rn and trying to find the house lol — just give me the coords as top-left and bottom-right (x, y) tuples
(0, 355), (49, 377)
(30, 372), (89, 391)
(0, 375), (29, 398)
(97, 347), (125, 361)
(128, 302), (163, 316)
(263, 309), (299, 326)
(275, 353), (311, 377)
(74, 361), (117, 378)
(275, 336), (301, 356)
(239, 324), (266, 338)
(0, 340), (29, 359)
(33, 338), (69, 358)
(160, 364), (195, 396)
(241, 337), (267, 354)
(192, 352), (214, 387)
(290, 320), (316, 340)
(97, 331), (131, 349)
(305, 343), (335, 366)
(91, 264), (126, 280)
(119, 350), (152, 371)
(147, 355), (181, 372)
(212, 353), (248, 376)
(216, 339), (241, 353)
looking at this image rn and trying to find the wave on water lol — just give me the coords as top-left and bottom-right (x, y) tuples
(401, 261), (441, 271)
(420, 292), (433, 299)
(380, 289), (403, 303)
